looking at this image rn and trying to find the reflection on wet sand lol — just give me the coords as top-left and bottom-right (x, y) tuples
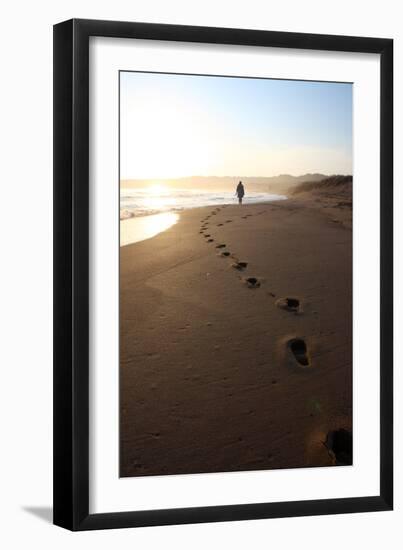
(120, 212), (179, 246)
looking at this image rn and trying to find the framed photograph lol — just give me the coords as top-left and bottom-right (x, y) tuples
(53, 19), (393, 530)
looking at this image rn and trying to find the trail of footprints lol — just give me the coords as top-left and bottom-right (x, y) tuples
(199, 206), (309, 369)
(199, 206), (352, 464)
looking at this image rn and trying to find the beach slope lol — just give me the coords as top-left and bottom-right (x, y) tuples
(120, 190), (352, 477)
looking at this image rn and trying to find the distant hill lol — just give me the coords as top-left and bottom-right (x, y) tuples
(121, 174), (328, 193)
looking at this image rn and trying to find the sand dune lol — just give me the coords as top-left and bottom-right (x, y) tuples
(120, 188), (352, 477)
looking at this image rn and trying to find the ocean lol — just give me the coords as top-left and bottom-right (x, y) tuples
(120, 187), (286, 219)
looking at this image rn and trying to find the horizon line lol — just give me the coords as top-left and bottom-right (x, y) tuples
(120, 172), (353, 181)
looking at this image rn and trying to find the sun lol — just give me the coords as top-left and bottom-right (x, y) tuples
(148, 183), (168, 196)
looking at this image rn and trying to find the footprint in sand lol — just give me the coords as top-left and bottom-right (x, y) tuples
(217, 223), (224, 226)
(207, 238), (214, 243)
(232, 261), (248, 271)
(243, 277), (261, 288)
(276, 297), (301, 313)
(204, 234), (211, 238)
(220, 251), (231, 257)
(325, 429), (352, 465)
(225, 220), (232, 223)
(215, 244), (226, 249)
(288, 337), (310, 367)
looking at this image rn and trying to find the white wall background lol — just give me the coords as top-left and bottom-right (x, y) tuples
(0, 0), (400, 547)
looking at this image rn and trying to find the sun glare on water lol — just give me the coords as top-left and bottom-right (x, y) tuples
(143, 183), (173, 210)
(148, 183), (168, 195)
(120, 183), (177, 246)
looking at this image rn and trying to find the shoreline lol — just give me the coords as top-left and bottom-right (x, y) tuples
(120, 197), (287, 246)
(120, 212), (179, 246)
(120, 194), (352, 477)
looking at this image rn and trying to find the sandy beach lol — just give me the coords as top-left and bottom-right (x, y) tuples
(120, 186), (352, 477)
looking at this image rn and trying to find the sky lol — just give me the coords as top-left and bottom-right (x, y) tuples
(120, 71), (352, 180)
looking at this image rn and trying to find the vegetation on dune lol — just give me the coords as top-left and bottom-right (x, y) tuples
(291, 175), (352, 195)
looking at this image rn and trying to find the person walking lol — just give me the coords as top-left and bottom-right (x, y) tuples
(236, 181), (245, 204)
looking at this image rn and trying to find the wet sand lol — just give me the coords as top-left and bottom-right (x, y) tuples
(120, 193), (352, 477)
(120, 212), (179, 246)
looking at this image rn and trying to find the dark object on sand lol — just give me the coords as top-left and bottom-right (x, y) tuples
(286, 298), (299, 309)
(325, 429), (352, 465)
(276, 297), (301, 312)
(288, 338), (310, 366)
(245, 277), (260, 288)
(232, 261), (248, 270)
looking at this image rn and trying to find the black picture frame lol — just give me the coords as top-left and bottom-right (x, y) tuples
(53, 18), (393, 531)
